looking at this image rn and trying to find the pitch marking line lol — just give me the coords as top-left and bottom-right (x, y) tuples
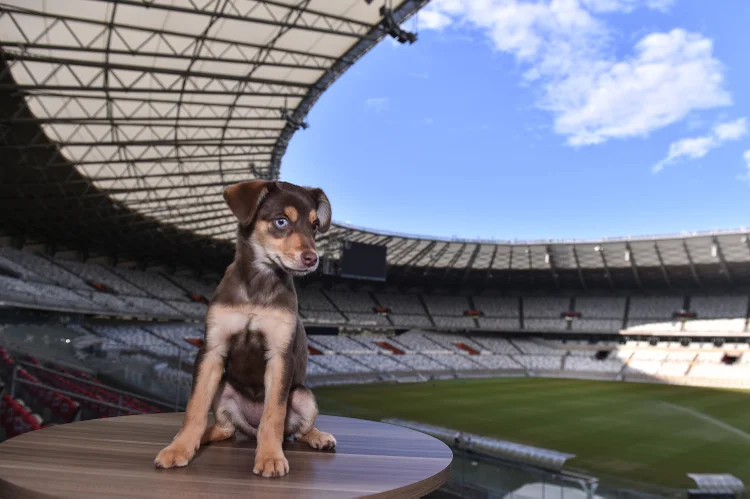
(661, 402), (750, 442)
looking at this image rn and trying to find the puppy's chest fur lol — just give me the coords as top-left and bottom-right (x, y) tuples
(212, 304), (297, 398)
(225, 327), (271, 399)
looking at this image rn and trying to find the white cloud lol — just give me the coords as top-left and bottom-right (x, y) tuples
(582, 0), (674, 13)
(652, 117), (747, 173)
(364, 97), (389, 114)
(417, 9), (453, 30)
(417, 1), (732, 146)
(550, 30), (731, 146)
(714, 119), (747, 140)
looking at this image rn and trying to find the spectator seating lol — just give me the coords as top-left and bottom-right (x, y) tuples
(431, 354), (481, 370)
(523, 297), (570, 318)
(574, 297), (626, 319)
(308, 336), (373, 354)
(374, 293), (425, 314)
(524, 318), (569, 332)
(1, 393), (42, 438)
(297, 288), (337, 311)
(628, 296), (683, 320)
(470, 337), (519, 354)
(1, 249), (748, 336)
(690, 295), (748, 319)
(626, 360), (662, 375)
(0, 248), (89, 289)
(431, 316), (476, 329)
(512, 340), (566, 356)
(345, 313), (391, 326)
(571, 319), (622, 333)
(396, 354), (454, 371)
(474, 355), (522, 369)
(422, 295), (470, 316)
(514, 355), (562, 371)
(477, 317), (521, 330)
(625, 320), (682, 333)
(109, 268), (187, 301)
(165, 300), (209, 319)
(391, 332), (448, 353)
(352, 355), (409, 372)
(324, 290), (377, 312)
(306, 360), (332, 376)
(301, 310), (346, 324)
(564, 356), (622, 373)
(90, 324), (181, 358)
(425, 334), (484, 353)
(144, 323), (204, 351)
(311, 355), (372, 374)
(389, 314), (433, 328)
(55, 260), (147, 296)
(471, 296), (519, 318)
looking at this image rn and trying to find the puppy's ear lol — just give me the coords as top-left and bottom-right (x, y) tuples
(223, 181), (272, 226)
(307, 188), (331, 233)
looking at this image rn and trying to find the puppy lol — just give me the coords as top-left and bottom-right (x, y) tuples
(154, 180), (336, 477)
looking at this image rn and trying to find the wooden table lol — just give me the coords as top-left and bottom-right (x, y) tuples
(0, 413), (452, 498)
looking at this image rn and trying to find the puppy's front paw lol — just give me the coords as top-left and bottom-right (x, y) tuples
(308, 430), (336, 451)
(253, 450), (289, 478)
(154, 443), (195, 469)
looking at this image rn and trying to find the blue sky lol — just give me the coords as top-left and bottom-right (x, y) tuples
(282, 0), (750, 241)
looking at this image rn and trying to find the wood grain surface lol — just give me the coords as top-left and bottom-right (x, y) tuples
(0, 413), (452, 498)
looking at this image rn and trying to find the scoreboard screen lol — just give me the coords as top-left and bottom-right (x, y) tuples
(340, 242), (387, 281)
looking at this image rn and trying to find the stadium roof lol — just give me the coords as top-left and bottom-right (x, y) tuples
(1, 1), (749, 291)
(0, 0), (426, 268)
(317, 224), (750, 291)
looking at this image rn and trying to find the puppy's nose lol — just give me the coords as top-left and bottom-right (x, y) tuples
(301, 251), (318, 268)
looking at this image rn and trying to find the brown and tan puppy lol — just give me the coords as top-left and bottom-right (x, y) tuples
(154, 180), (336, 477)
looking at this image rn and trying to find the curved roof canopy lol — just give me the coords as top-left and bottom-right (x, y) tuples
(316, 224), (750, 290)
(0, 0), (425, 266)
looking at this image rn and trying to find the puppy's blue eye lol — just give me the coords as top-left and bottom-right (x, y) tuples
(274, 218), (289, 229)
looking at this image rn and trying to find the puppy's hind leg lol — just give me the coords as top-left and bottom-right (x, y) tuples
(201, 383), (236, 445)
(287, 385), (336, 451)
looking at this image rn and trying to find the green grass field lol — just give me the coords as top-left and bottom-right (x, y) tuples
(314, 378), (750, 488)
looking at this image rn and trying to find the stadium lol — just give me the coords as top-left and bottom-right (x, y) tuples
(0, 1), (749, 497)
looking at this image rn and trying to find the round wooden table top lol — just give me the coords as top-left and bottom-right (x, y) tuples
(0, 413), (453, 499)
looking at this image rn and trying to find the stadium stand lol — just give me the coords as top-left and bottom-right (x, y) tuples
(564, 356), (622, 373)
(422, 295), (471, 316)
(324, 290), (378, 312)
(471, 296), (519, 318)
(168, 275), (217, 301)
(628, 296), (683, 320)
(55, 260), (147, 297)
(108, 268), (187, 302)
(390, 314), (433, 328)
(374, 293), (426, 315)
(0, 248), (89, 290)
(690, 295), (749, 318)
(308, 335), (373, 354)
(0, 343), (174, 442)
(2, 248), (749, 336)
(311, 355), (372, 374)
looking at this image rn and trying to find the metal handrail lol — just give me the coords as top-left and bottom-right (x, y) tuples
(12, 377), (147, 416)
(19, 361), (174, 410)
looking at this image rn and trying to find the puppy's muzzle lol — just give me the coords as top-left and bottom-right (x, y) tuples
(301, 251), (318, 269)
